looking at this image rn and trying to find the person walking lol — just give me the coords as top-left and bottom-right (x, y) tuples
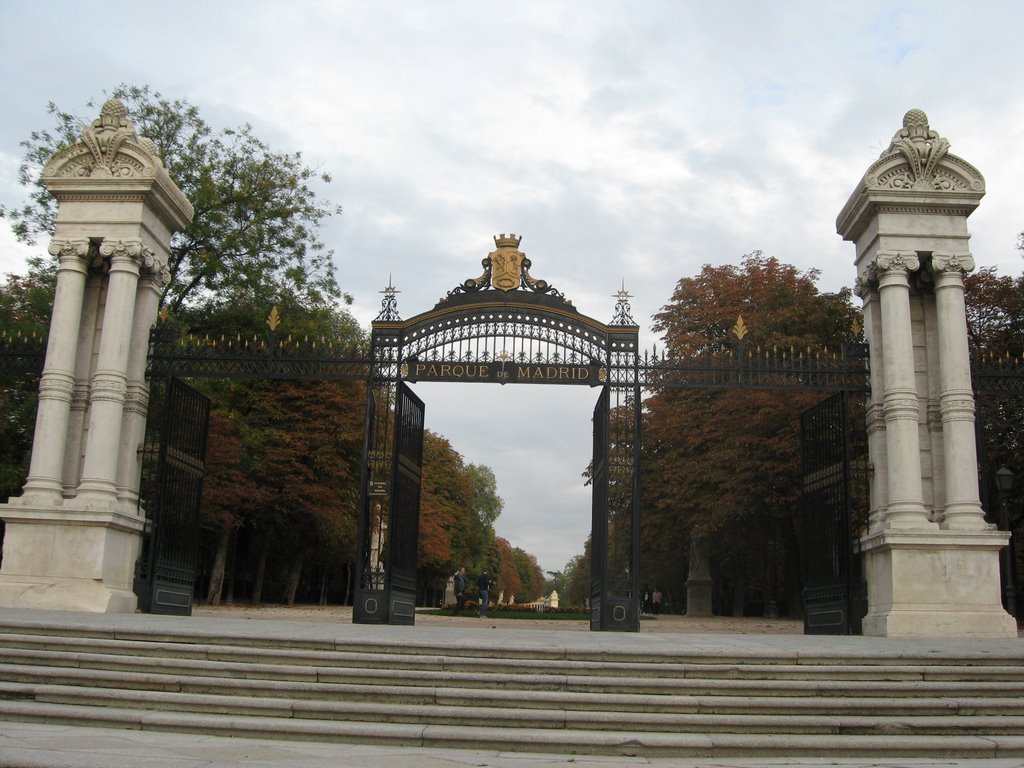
(452, 566), (467, 616)
(477, 568), (493, 618)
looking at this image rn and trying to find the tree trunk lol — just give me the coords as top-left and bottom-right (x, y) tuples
(319, 567), (328, 606)
(252, 533), (271, 604)
(285, 553), (303, 605)
(205, 525), (231, 605)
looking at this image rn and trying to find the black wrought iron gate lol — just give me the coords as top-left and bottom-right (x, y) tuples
(799, 391), (866, 634)
(590, 386), (609, 630)
(135, 377), (211, 615)
(354, 382), (425, 624)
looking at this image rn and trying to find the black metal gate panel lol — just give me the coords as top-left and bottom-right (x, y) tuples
(135, 377), (210, 615)
(385, 382), (425, 624)
(353, 389), (383, 623)
(590, 385), (610, 630)
(800, 391), (864, 634)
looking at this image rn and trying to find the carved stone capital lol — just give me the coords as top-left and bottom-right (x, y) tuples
(47, 238), (90, 265)
(931, 252), (975, 276)
(875, 251), (920, 275)
(99, 239), (145, 264)
(854, 271), (875, 298)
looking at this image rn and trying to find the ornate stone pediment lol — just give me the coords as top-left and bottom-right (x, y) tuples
(42, 99), (163, 181)
(863, 109), (984, 194)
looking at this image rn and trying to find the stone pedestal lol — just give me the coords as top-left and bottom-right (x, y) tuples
(860, 530), (1017, 638)
(0, 504), (146, 612)
(685, 578), (714, 617)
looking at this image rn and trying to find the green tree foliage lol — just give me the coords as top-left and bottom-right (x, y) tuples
(0, 84), (346, 314)
(511, 547), (544, 602)
(0, 274), (53, 500)
(643, 252), (861, 617)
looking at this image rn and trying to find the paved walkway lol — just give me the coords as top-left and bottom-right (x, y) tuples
(0, 606), (1020, 768)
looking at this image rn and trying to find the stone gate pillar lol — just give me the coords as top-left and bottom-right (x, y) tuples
(0, 99), (192, 612)
(837, 109), (1015, 638)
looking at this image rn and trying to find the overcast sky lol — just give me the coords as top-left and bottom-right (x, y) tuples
(2, 1), (1023, 574)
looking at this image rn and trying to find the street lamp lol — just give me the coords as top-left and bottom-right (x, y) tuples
(994, 465), (1019, 619)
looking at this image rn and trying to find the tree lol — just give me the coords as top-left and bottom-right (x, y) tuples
(643, 252), (861, 617)
(1, 83), (346, 314)
(0, 273), (53, 501)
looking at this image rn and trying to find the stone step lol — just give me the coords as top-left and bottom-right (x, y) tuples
(3, 681), (1024, 736)
(3, 665), (1023, 718)
(2, 619), (1022, 759)
(2, 650), (1022, 699)
(1, 700), (1023, 758)
(2, 631), (1022, 681)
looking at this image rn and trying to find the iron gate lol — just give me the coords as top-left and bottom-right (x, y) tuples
(799, 391), (867, 634)
(353, 382), (425, 624)
(590, 385), (610, 630)
(135, 377), (211, 615)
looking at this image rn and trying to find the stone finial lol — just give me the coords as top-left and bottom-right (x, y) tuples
(79, 99), (137, 177)
(880, 109), (951, 190)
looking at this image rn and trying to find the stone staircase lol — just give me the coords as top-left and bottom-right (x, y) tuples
(0, 616), (1023, 759)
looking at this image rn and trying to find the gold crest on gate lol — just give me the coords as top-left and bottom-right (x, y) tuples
(489, 233), (524, 292)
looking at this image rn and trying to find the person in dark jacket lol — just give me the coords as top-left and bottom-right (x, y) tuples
(453, 566), (467, 616)
(477, 568), (494, 618)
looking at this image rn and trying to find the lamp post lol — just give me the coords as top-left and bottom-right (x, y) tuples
(995, 466), (1019, 619)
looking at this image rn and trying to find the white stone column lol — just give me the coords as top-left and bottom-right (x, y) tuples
(856, 281), (888, 532)
(17, 239), (90, 505)
(874, 251), (934, 530)
(74, 240), (143, 508)
(62, 272), (104, 496)
(115, 258), (166, 511)
(931, 252), (989, 531)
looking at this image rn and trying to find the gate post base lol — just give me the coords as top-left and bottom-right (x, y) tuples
(0, 503), (145, 613)
(860, 529), (1016, 638)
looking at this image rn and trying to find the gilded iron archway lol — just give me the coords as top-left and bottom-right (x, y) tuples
(354, 234), (643, 630)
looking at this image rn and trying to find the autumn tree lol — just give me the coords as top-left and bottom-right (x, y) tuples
(643, 252), (861, 617)
(418, 430), (474, 600)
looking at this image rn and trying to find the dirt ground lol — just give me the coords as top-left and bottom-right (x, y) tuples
(192, 603), (805, 634)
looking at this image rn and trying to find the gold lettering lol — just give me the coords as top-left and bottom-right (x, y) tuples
(480, 365), (489, 378)
(440, 364), (451, 377)
(414, 363), (427, 378)
(517, 366), (532, 379)
(452, 364), (465, 377)
(578, 367), (589, 380)
(559, 367), (570, 379)
(428, 364), (440, 377)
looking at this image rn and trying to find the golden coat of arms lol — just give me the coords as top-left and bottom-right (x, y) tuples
(488, 234), (524, 292)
